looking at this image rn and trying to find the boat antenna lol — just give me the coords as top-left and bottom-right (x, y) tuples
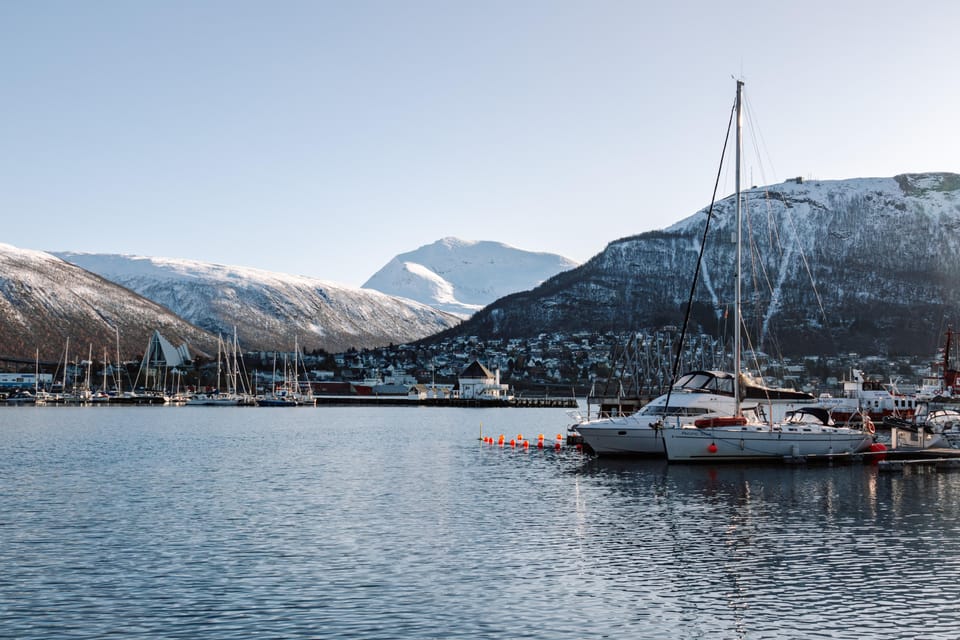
(661, 86), (738, 417)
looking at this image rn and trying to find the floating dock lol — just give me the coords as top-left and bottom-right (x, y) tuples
(776, 447), (960, 468)
(872, 448), (960, 472)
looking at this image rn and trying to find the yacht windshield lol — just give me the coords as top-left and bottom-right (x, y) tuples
(673, 373), (733, 394)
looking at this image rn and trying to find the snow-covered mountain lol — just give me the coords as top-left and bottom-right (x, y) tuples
(53, 253), (461, 354)
(362, 238), (580, 317)
(0, 244), (219, 362)
(446, 173), (960, 357)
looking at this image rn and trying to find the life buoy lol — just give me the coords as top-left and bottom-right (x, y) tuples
(863, 416), (876, 435)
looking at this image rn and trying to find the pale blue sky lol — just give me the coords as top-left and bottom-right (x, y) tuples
(2, 1), (957, 286)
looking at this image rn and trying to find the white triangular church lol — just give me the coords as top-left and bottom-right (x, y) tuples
(140, 330), (191, 370)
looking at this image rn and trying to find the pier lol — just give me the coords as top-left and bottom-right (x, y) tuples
(310, 395), (577, 408)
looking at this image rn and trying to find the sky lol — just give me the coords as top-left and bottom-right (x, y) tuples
(2, 1), (958, 287)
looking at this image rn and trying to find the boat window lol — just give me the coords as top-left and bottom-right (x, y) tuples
(676, 373), (712, 390)
(712, 377), (734, 394)
(673, 373), (696, 388)
(674, 373), (734, 394)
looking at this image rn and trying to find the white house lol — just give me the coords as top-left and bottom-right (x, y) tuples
(457, 360), (512, 400)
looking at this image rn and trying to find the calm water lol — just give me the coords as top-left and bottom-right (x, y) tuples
(2, 405), (960, 639)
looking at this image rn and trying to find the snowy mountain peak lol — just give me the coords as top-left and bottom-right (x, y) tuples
(437, 237), (474, 249)
(362, 237), (579, 317)
(0, 242), (67, 266)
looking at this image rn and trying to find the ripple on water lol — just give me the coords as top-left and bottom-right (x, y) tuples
(3, 407), (960, 638)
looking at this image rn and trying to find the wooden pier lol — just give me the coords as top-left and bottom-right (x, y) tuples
(310, 395), (577, 408)
(510, 396), (578, 408)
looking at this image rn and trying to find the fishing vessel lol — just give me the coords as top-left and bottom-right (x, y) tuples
(816, 369), (916, 423)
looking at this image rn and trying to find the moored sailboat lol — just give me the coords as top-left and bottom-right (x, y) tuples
(255, 338), (311, 406)
(662, 80), (873, 463)
(185, 330), (250, 406)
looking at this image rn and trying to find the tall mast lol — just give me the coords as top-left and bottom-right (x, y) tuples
(293, 335), (299, 397)
(115, 327), (122, 394)
(65, 336), (70, 390)
(86, 344), (92, 392)
(233, 325), (239, 395)
(734, 79), (744, 416)
(216, 334), (223, 392)
(233, 326), (239, 395)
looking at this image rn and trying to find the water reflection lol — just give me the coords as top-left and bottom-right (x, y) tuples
(3, 408), (960, 639)
(569, 457), (960, 638)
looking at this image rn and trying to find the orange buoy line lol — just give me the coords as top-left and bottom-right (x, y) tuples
(479, 432), (584, 453)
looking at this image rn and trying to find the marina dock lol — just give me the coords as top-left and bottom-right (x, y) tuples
(773, 447), (960, 468)
(872, 448), (960, 472)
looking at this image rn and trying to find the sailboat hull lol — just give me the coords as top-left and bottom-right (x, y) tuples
(184, 394), (243, 406)
(256, 397), (302, 407)
(662, 425), (873, 462)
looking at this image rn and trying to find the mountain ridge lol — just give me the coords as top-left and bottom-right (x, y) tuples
(430, 173), (960, 358)
(53, 252), (461, 355)
(0, 243), (220, 362)
(6, 172), (958, 363)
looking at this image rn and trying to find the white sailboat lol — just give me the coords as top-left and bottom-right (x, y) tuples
(662, 80), (873, 463)
(256, 351), (301, 407)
